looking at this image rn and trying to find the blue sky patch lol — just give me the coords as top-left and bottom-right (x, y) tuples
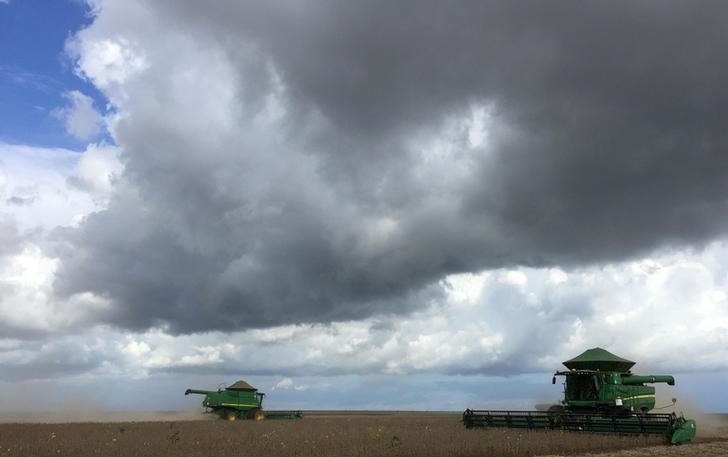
(0, 0), (108, 149)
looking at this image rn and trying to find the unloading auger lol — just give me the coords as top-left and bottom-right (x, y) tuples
(463, 348), (696, 444)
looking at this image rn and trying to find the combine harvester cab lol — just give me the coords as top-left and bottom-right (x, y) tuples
(185, 379), (303, 421)
(463, 348), (696, 444)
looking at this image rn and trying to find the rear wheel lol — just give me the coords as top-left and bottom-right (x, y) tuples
(254, 410), (265, 421)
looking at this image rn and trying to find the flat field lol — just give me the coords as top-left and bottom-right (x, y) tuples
(0, 412), (726, 457)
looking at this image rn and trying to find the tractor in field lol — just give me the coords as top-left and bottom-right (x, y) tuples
(185, 379), (303, 421)
(463, 348), (696, 444)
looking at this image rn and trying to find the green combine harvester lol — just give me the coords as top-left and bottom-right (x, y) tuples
(185, 379), (303, 421)
(463, 348), (696, 444)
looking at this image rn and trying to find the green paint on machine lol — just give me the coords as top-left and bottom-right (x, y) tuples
(184, 379), (303, 421)
(670, 418), (697, 444)
(463, 348), (696, 445)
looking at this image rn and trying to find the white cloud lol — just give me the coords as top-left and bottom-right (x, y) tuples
(548, 268), (568, 285)
(178, 344), (236, 367)
(0, 242), (726, 413)
(68, 37), (148, 94)
(68, 143), (123, 204)
(0, 143), (123, 336)
(272, 377), (310, 391)
(0, 143), (121, 231)
(52, 90), (103, 141)
(0, 140), (726, 381)
(122, 339), (150, 357)
(0, 245), (58, 331)
(273, 378), (293, 390)
(0, 144), (94, 239)
(500, 270), (528, 287)
(444, 272), (489, 306)
(9, 240), (712, 382)
(0, 244), (116, 334)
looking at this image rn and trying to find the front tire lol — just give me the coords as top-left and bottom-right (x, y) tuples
(224, 409), (238, 421)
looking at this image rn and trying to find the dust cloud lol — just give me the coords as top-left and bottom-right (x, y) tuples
(654, 385), (728, 439)
(0, 382), (217, 423)
(0, 409), (213, 423)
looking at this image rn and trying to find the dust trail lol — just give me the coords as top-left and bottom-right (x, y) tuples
(0, 409), (214, 423)
(654, 385), (727, 439)
(0, 387), (217, 423)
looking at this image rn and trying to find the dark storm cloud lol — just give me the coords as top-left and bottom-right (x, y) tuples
(55, 0), (728, 332)
(155, 0), (728, 263)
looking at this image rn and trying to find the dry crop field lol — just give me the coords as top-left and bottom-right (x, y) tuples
(0, 412), (726, 457)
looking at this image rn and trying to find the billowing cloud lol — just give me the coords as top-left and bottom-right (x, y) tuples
(3, 242), (728, 387)
(52, 90), (104, 141)
(48, 0), (728, 335)
(0, 143), (121, 339)
(0, 143), (120, 231)
(66, 143), (124, 204)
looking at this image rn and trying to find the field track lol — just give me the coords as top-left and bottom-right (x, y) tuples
(0, 412), (725, 457)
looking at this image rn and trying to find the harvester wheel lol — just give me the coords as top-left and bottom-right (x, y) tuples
(255, 410), (265, 422)
(224, 409), (238, 421)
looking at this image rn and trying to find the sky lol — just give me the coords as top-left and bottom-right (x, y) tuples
(1, 0), (728, 414)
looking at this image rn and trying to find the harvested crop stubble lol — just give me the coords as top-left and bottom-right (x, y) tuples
(541, 440), (728, 457)
(0, 413), (712, 457)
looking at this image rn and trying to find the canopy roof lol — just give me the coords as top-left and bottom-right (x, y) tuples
(562, 347), (635, 372)
(226, 380), (257, 391)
